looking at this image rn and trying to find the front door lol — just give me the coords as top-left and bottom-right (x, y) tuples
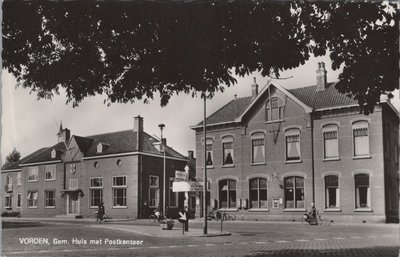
(67, 194), (79, 215)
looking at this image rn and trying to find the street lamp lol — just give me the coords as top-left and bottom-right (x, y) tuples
(159, 124), (166, 217)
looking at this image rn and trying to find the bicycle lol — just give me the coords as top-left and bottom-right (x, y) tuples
(301, 209), (326, 225)
(149, 211), (167, 223)
(207, 208), (221, 221)
(220, 211), (236, 221)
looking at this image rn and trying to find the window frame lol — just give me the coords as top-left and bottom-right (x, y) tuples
(222, 136), (234, 166)
(27, 191), (38, 208)
(5, 195), (12, 209)
(112, 176), (127, 208)
(17, 193), (21, 208)
(352, 121), (370, 158)
(324, 175), (340, 209)
(17, 172), (21, 185)
(205, 138), (214, 167)
(89, 177), (103, 208)
(285, 129), (301, 162)
(284, 176), (305, 209)
(68, 178), (78, 190)
(249, 177), (268, 209)
(28, 167), (39, 182)
(354, 174), (371, 210)
(265, 97), (284, 122)
(322, 125), (339, 160)
(168, 177), (178, 208)
(251, 133), (266, 164)
(149, 175), (160, 208)
(218, 179), (237, 209)
(44, 190), (56, 208)
(45, 164), (56, 181)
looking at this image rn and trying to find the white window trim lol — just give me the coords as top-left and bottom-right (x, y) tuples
(90, 177), (104, 188)
(5, 195), (12, 209)
(323, 175), (340, 210)
(17, 193), (21, 208)
(28, 167), (39, 182)
(149, 175), (159, 188)
(352, 120), (370, 158)
(44, 190), (56, 208)
(17, 172), (22, 186)
(284, 129), (301, 163)
(112, 176), (127, 208)
(112, 175), (127, 187)
(45, 165), (56, 181)
(251, 132), (266, 164)
(27, 191), (38, 208)
(322, 125), (339, 160)
(222, 136), (235, 166)
(353, 173), (372, 210)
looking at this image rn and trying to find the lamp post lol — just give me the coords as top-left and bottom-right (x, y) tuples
(203, 94), (208, 235)
(159, 124), (166, 216)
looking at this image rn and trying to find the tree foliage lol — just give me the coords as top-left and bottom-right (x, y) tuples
(2, 148), (21, 169)
(2, 1), (398, 113)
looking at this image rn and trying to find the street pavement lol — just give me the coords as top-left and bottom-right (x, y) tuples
(2, 218), (399, 257)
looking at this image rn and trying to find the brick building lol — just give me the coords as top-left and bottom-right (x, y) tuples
(2, 116), (195, 219)
(192, 63), (399, 223)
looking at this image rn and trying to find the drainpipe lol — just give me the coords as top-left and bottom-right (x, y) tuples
(310, 111), (315, 205)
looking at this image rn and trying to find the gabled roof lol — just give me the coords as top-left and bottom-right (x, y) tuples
(2, 147), (48, 171)
(82, 130), (186, 159)
(288, 82), (358, 110)
(20, 142), (66, 165)
(73, 135), (94, 153)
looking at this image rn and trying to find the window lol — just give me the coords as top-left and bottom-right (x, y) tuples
(45, 165), (56, 181)
(69, 179), (78, 189)
(251, 133), (265, 164)
(17, 172), (21, 185)
(112, 176), (127, 207)
(117, 159), (122, 166)
(285, 129), (301, 161)
(205, 139), (214, 166)
(284, 176), (304, 209)
(222, 137), (234, 165)
(169, 177), (178, 207)
(323, 125), (339, 159)
(45, 191), (56, 208)
(219, 179), (236, 208)
(249, 178), (268, 209)
(27, 191), (38, 208)
(5, 195), (12, 209)
(90, 177), (103, 208)
(353, 121), (369, 157)
(325, 175), (339, 208)
(17, 194), (21, 208)
(355, 174), (370, 208)
(5, 175), (12, 191)
(28, 167), (38, 181)
(149, 176), (160, 207)
(265, 97), (284, 122)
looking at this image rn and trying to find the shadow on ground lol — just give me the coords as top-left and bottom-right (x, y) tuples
(2, 221), (45, 229)
(244, 246), (399, 257)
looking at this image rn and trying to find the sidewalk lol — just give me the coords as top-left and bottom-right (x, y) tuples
(91, 223), (232, 238)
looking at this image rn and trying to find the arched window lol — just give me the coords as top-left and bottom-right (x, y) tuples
(352, 121), (369, 157)
(325, 175), (339, 208)
(251, 133), (265, 164)
(355, 174), (370, 208)
(249, 178), (268, 209)
(285, 129), (301, 161)
(219, 179), (236, 208)
(284, 176), (304, 209)
(323, 125), (339, 159)
(266, 97), (284, 122)
(222, 136), (234, 166)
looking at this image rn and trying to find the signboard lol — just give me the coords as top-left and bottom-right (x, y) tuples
(175, 170), (188, 181)
(173, 181), (204, 192)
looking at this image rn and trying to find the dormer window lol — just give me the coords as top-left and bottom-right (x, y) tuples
(265, 97), (284, 122)
(51, 149), (56, 159)
(97, 143), (103, 153)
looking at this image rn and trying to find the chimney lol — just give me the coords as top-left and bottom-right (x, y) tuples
(251, 77), (259, 99)
(188, 150), (194, 160)
(133, 115), (144, 132)
(316, 62), (327, 91)
(161, 138), (167, 147)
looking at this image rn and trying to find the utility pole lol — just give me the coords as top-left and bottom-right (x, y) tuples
(203, 94), (208, 234)
(159, 124), (166, 216)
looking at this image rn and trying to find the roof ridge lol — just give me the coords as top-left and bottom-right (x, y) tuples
(86, 129), (133, 138)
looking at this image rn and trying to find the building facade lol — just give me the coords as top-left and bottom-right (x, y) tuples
(192, 63), (399, 223)
(2, 116), (195, 219)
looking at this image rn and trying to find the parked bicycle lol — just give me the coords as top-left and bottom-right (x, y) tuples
(220, 211), (236, 221)
(207, 208), (236, 221)
(301, 207), (326, 225)
(149, 208), (167, 222)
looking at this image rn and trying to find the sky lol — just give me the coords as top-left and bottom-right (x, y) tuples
(2, 56), (399, 161)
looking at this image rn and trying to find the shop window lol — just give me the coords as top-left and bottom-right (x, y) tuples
(249, 178), (268, 208)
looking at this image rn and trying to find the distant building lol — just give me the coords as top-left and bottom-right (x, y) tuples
(192, 63), (399, 223)
(2, 116), (195, 219)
